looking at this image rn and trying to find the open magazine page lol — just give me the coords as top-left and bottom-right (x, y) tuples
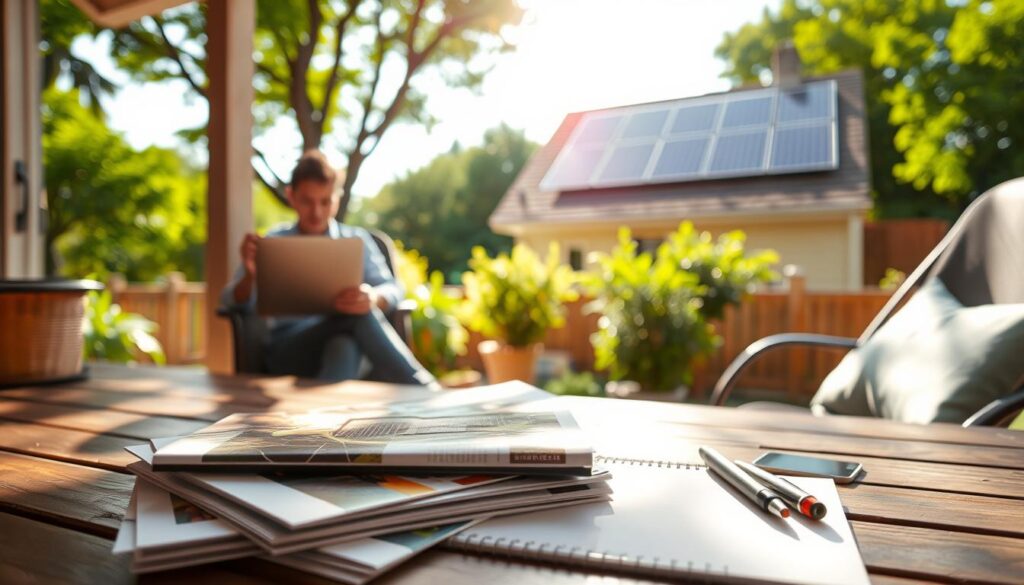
(150, 382), (592, 473)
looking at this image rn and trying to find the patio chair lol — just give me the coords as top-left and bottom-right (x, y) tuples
(710, 177), (1024, 427)
(218, 228), (414, 376)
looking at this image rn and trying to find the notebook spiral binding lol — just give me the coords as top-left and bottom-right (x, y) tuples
(447, 532), (729, 581)
(446, 457), (728, 581)
(594, 454), (706, 470)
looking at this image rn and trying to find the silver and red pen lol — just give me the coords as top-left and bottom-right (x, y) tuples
(699, 446), (828, 521)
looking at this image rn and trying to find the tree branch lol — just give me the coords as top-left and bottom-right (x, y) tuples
(255, 61), (288, 86)
(316, 0), (362, 138)
(252, 146), (289, 207)
(406, 0), (427, 54)
(366, 18), (463, 143)
(152, 17), (207, 99)
(338, 6), (486, 219)
(353, 7), (387, 151)
(270, 26), (294, 64)
(288, 0), (324, 150)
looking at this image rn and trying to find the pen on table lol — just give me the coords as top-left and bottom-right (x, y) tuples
(734, 460), (828, 520)
(698, 446), (790, 519)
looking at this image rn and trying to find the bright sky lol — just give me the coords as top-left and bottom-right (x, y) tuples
(72, 0), (774, 198)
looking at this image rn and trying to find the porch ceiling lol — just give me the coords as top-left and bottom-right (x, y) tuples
(70, 0), (191, 27)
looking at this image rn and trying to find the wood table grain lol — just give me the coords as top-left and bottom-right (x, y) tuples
(0, 363), (1021, 584)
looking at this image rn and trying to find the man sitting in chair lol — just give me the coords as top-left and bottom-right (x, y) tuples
(220, 150), (438, 388)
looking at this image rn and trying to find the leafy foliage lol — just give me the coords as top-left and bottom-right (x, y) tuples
(584, 223), (778, 392)
(393, 243), (468, 376)
(357, 125), (535, 280)
(663, 223), (780, 321)
(544, 371), (604, 397)
(879, 268), (907, 291)
(460, 243), (578, 348)
(105, 0), (524, 214)
(716, 0), (1024, 216)
(83, 290), (165, 364)
(40, 0), (113, 115)
(43, 89), (206, 281)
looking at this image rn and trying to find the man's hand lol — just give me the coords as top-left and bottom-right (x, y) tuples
(232, 233), (261, 304)
(240, 233), (260, 276)
(334, 284), (378, 315)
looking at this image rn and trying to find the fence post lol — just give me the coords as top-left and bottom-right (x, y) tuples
(784, 266), (807, 398)
(164, 272), (185, 365)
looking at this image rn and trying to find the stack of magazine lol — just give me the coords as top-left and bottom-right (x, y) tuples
(113, 382), (607, 582)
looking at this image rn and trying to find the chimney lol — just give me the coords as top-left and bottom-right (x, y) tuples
(772, 41), (802, 88)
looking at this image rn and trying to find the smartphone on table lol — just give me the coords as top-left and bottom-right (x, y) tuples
(753, 451), (863, 484)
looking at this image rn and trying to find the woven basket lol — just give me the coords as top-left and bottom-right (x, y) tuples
(0, 281), (100, 386)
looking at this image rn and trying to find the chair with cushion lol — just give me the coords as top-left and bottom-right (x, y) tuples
(710, 177), (1024, 427)
(218, 228), (414, 376)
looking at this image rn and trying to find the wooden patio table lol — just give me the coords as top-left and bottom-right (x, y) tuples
(0, 362), (1022, 584)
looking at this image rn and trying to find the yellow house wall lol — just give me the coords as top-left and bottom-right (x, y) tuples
(514, 214), (862, 290)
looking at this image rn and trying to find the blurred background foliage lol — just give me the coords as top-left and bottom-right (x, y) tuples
(82, 289), (166, 364)
(103, 0), (523, 217)
(353, 124), (536, 281)
(583, 223), (778, 393)
(717, 0), (1024, 219)
(42, 88), (206, 281)
(391, 242), (469, 376)
(37, 0), (1024, 282)
(40, 0), (527, 282)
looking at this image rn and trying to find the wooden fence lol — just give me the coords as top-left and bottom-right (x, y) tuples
(863, 219), (947, 286)
(108, 272), (206, 365)
(110, 273), (893, 399)
(461, 274), (893, 399)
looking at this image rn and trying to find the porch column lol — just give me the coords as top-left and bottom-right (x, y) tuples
(205, 0), (254, 373)
(1, 0), (44, 278)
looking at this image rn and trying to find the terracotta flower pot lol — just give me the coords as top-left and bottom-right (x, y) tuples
(478, 340), (541, 384)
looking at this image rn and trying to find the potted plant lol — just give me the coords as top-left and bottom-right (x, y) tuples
(83, 289), (166, 365)
(584, 223), (777, 397)
(460, 243), (577, 384)
(393, 244), (476, 387)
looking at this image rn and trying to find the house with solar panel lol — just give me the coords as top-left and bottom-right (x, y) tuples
(489, 47), (870, 290)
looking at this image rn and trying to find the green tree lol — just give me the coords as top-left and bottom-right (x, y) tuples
(106, 0), (524, 218)
(716, 0), (1024, 217)
(40, 0), (115, 114)
(358, 124), (536, 280)
(43, 89), (206, 281)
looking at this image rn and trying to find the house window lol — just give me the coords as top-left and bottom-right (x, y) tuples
(569, 248), (583, 271)
(634, 238), (664, 255)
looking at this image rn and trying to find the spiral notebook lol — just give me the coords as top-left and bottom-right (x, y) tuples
(447, 457), (870, 585)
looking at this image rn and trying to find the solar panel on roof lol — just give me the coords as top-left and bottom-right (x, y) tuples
(546, 144), (604, 186)
(538, 79), (839, 191)
(622, 110), (669, 139)
(709, 132), (767, 173)
(721, 97), (773, 128)
(600, 143), (656, 182)
(778, 84), (832, 123)
(771, 125), (833, 169)
(652, 137), (708, 178)
(670, 104), (719, 134)
(576, 115), (623, 143)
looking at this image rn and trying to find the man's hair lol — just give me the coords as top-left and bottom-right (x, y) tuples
(290, 150), (341, 190)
